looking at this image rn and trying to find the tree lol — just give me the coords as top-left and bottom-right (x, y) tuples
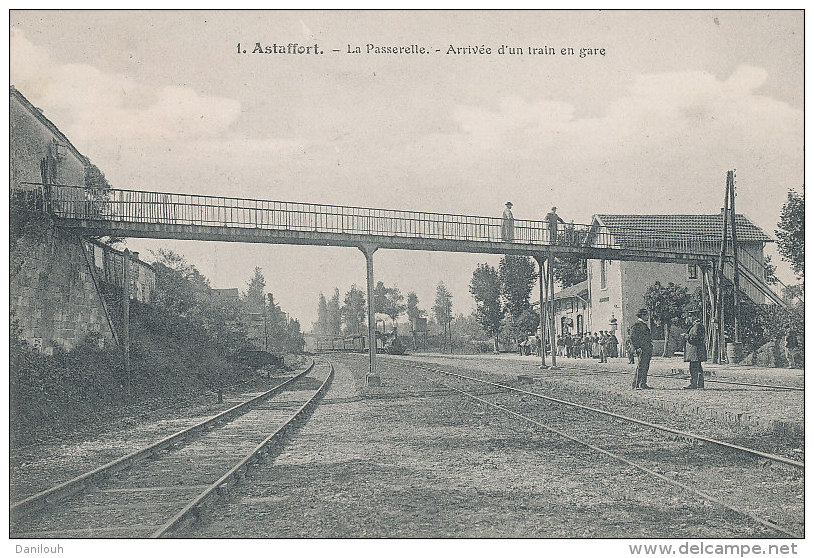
(84, 162), (124, 247)
(763, 255), (779, 285)
(286, 318), (305, 353)
(263, 292), (286, 351)
(373, 281), (407, 323)
(341, 284), (366, 335)
(327, 288), (342, 335)
(644, 281), (691, 356)
(776, 189), (804, 279)
(783, 284), (804, 306)
(432, 282), (454, 352)
(385, 285), (407, 322)
(469, 263), (503, 352)
(553, 222), (588, 288)
(498, 255), (537, 319)
(150, 249), (210, 316)
(315, 293), (329, 335)
(406, 292), (423, 323)
(244, 267), (266, 314)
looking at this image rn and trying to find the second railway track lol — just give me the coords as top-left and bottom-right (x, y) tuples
(10, 360), (333, 539)
(397, 361), (803, 538)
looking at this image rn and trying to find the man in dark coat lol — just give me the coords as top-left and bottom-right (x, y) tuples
(545, 206), (559, 244)
(630, 309), (653, 389)
(608, 331), (619, 358)
(682, 310), (707, 388)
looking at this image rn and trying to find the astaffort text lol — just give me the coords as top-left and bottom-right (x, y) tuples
(237, 42), (606, 59)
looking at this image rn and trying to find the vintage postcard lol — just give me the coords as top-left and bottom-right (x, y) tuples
(8, 9), (805, 554)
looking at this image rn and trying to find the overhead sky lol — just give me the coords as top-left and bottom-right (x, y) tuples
(9, 10), (803, 329)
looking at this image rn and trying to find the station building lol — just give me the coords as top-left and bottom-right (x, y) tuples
(584, 214), (773, 354)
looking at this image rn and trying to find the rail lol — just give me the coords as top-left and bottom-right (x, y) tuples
(10, 360), (316, 521)
(17, 184), (729, 256)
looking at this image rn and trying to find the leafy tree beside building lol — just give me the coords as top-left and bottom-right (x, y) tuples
(644, 281), (691, 356)
(553, 222), (588, 288)
(498, 255), (537, 319)
(469, 263), (502, 352)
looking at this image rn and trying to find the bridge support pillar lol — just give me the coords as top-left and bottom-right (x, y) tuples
(359, 243), (380, 386)
(546, 250), (558, 369)
(533, 255), (547, 369)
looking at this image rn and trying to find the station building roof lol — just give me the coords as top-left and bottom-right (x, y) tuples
(592, 213), (772, 247)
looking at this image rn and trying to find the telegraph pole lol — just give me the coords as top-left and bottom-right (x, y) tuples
(728, 170), (741, 344)
(715, 178), (729, 363)
(122, 249), (131, 396)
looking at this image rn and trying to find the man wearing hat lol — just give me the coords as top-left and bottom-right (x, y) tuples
(545, 206), (559, 244)
(630, 308), (653, 389)
(682, 309), (706, 389)
(501, 202), (514, 241)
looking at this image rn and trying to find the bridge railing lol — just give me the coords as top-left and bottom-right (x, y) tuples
(39, 184), (721, 255)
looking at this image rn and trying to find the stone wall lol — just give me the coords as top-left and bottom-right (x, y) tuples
(11, 222), (114, 354)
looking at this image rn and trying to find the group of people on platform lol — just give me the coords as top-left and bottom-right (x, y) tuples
(516, 307), (710, 392)
(556, 331), (619, 362)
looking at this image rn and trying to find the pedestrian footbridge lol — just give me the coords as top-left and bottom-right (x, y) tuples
(29, 184), (725, 264)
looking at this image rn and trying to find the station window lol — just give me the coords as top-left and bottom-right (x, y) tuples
(687, 264), (698, 280)
(600, 259), (607, 290)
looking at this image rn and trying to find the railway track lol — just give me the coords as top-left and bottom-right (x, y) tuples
(10, 360), (333, 538)
(398, 362), (803, 538)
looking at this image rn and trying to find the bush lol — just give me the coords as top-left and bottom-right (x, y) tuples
(9, 302), (256, 448)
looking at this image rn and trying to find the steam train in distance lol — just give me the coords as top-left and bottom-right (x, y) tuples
(307, 332), (405, 355)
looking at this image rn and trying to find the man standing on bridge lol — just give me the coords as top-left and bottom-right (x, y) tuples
(630, 309), (653, 389)
(501, 202), (514, 241)
(545, 206), (559, 244)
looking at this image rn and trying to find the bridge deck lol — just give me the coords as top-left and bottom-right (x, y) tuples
(33, 185), (725, 263)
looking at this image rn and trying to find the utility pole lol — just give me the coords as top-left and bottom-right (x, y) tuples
(728, 170), (741, 345)
(716, 176), (730, 363)
(122, 249), (131, 396)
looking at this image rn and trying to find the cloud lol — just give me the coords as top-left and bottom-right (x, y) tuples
(10, 28), (241, 146)
(448, 65), (799, 156)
